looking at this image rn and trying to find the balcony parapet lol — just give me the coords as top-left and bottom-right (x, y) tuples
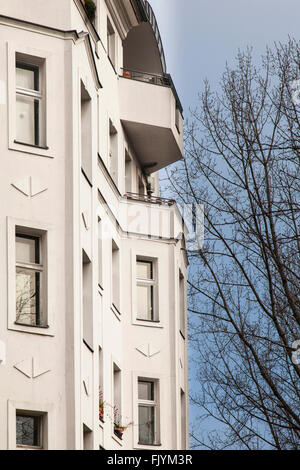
(124, 192), (176, 207)
(119, 70), (183, 173)
(123, 193), (176, 207)
(121, 68), (183, 114)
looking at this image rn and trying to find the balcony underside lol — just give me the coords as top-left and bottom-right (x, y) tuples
(119, 76), (183, 173)
(121, 120), (182, 173)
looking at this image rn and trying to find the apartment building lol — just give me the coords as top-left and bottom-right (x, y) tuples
(0, 0), (188, 450)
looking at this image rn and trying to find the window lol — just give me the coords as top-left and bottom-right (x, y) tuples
(81, 81), (92, 182)
(15, 233), (45, 327)
(98, 218), (103, 288)
(179, 270), (186, 335)
(107, 18), (116, 68)
(82, 250), (93, 348)
(113, 363), (121, 432)
(112, 241), (120, 312)
(138, 176), (145, 196)
(138, 379), (159, 446)
(181, 390), (187, 449)
(15, 53), (45, 147)
(83, 424), (93, 450)
(125, 150), (132, 193)
(136, 259), (155, 321)
(109, 119), (118, 185)
(99, 347), (104, 422)
(16, 413), (42, 449)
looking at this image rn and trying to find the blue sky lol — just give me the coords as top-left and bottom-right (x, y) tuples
(150, 0), (300, 113)
(149, 0), (300, 445)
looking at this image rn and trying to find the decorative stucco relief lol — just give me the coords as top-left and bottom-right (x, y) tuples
(14, 357), (50, 379)
(11, 176), (48, 198)
(136, 343), (160, 358)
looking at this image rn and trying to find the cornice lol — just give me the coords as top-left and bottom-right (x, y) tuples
(0, 14), (102, 90)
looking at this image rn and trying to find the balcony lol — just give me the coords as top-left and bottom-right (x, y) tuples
(124, 192), (176, 206)
(119, 192), (184, 240)
(119, 68), (184, 173)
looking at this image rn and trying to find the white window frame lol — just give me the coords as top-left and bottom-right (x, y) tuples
(8, 400), (55, 450)
(16, 412), (43, 450)
(136, 259), (155, 322)
(131, 248), (163, 328)
(15, 233), (45, 327)
(111, 238), (121, 318)
(7, 217), (55, 337)
(179, 269), (186, 337)
(111, 356), (123, 446)
(138, 379), (159, 446)
(107, 16), (116, 69)
(15, 59), (44, 148)
(132, 372), (162, 449)
(7, 42), (53, 158)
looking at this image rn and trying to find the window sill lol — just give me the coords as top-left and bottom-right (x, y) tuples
(83, 339), (94, 353)
(9, 322), (54, 337)
(14, 322), (49, 329)
(133, 318), (163, 329)
(111, 433), (123, 446)
(81, 167), (93, 188)
(16, 445), (43, 450)
(111, 303), (122, 321)
(135, 443), (162, 449)
(137, 318), (160, 324)
(180, 330), (186, 340)
(99, 419), (105, 429)
(107, 56), (117, 75)
(14, 140), (49, 150)
(10, 140), (53, 159)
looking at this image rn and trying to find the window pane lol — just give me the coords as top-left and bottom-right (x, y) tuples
(137, 284), (153, 320)
(16, 268), (41, 325)
(16, 236), (37, 264)
(16, 94), (39, 145)
(16, 65), (38, 91)
(137, 261), (152, 280)
(138, 381), (154, 401)
(16, 415), (40, 447)
(138, 405), (155, 445)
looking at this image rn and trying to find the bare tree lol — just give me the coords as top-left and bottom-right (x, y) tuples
(167, 39), (300, 449)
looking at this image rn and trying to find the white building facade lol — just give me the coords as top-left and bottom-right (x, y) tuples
(0, 0), (188, 450)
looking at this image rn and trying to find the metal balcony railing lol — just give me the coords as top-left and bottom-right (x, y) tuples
(121, 68), (171, 87)
(138, 0), (167, 73)
(121, 67), (183, 114)
(124, 192), (176, 206)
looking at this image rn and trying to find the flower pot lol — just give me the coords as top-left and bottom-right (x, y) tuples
(114, 429), (123, 440)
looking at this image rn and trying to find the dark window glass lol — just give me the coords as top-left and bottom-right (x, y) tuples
(138, 381), (154, 401)
(16, 415), (41, 447)
(138, 405), (155, 445)
(15, 234), (43, 326)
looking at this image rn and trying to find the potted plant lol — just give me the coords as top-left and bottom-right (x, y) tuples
(113, 406), (131, 440)
(114, 424), (125, 440)
(81, 0), (97, 23)
(99, 388), (104, 422)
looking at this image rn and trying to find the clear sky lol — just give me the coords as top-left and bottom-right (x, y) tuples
(150, 0), (300, 113)
(149, 0), (300, 445)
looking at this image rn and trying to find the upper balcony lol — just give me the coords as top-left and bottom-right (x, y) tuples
(119, 68), (184, 173)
